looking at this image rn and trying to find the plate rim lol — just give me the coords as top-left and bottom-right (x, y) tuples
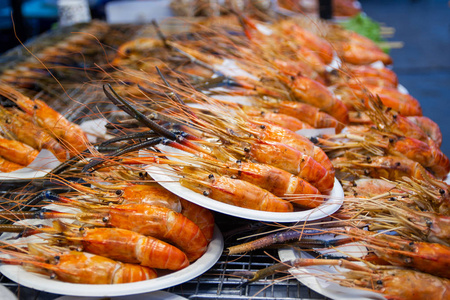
(278, 245), (386, 300)
(147, 165), (344, 223)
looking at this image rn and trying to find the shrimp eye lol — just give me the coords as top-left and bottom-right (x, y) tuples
(236, 160), (242, 164)
(439, 189), (446, 195)
(352, 182), (357, 187)
(202, 191), (210, 196)
(5, 118), (10, 124)
(79, 227), (85, 232)
(230, 175), (237, 179)
(330, 69), (339, 76)
(388, 138), (394, 143)
(392, 114), (397, 119)
(309, 137), (319, 144)
(50, 273), (57, 280)
(376, 280), (383, 285)
(54, 256), (60, 262)
(244, 147), (250, 153)
(33, 105), (39, 110)
(426, 219), (433, 227)
(366, 156), (372, 163)
(363, 169), (370, 175)
(102, 217), (109, 223)
(208, 174), (214, 179)
(259, 124), (266, 130)
(409, 241), (414, 246)
(385, 107), (392, 113)
(115, 189), (124, 196)
(389, 197), (396, 201)
(395, 162), (401, 167)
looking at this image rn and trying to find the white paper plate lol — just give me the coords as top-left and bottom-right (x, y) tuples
(0, 285), (17, 300)
(55, 290), (187, 300)
(0, 226), (223, 297)
(147, 164), (343, 223)
(278, 237), (385, 300)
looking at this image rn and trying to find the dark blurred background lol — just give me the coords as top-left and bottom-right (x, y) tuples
(0, 0), (109, 53)
(0, 0), (449, 155)
(361, 0), (450, 156)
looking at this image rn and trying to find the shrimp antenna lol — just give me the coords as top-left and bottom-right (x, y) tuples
(155, 66), (186, 107)
(82, 136), (164, 173)
(103, 84), (176, 140)
(151, 19), (170, 50)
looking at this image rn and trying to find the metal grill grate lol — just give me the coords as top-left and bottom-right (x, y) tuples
(168, 252), (327, 299)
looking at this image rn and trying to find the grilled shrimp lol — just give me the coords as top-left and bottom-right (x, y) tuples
(1, 244), (157, 284)
(332, 155), (435, 182)
(407, 116), (443, 148)
(286, 76), (349, 125)
(180, 168), (294, 212)
(247, 140), (334, 193)
(0, 137), (39, 166)
(52, 221), (189, 270)
(0, 83), (89, 155)
(0, 107), (68, 161)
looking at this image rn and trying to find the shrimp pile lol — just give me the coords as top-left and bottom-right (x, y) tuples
(0, 82), (90, 169)
(0, 8), (447, 299)
(0, 169), (215, 284)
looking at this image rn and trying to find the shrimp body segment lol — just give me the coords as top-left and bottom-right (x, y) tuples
(66, 226), (189, 270)
(6, 245), (158, 284)
(0, 84), (89, 154)
(335, 31), (393, 65)
(249, 141), (334, 193)
(180, 175), (293, 212)
(0, 137), (39, 166)
(217, 162), (322, 208)
(374, 241), (450, 280)
(53, 252), (157, 284)
(106, 204), (208, 262)
(275, 21), (334, 64)
(407, 116), (443, 147)
(0, 108), (68, 161)
(274, 100), (344, 132)
(246, 110), (313, 132)
(248, 121), (335, 176)
(179, 199), (215, 242)
(0, 157), (23, 172)
(333, 155), (434, 182)
(351, 269), (450, 300)
(346, 65), (398, 87)
(122, 183), (182, 212)
(388, 136), (450, 179)
(289, 76), (349, 125)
